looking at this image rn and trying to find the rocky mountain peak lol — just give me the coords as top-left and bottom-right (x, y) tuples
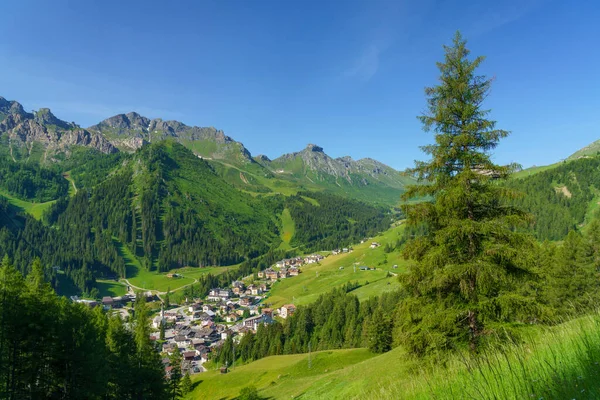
(0, 95), (116, 156)
(255, 154), (271, 162)
(34, 108), (72, 129)
(305, 143), (324, 153)
(0, 97), (30, 118)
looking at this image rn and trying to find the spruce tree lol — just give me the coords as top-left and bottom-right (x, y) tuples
(180, 372), (192, 396)
(397, 31), (536, 355)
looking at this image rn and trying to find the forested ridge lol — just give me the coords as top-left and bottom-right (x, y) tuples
(0, 141), (394, 296)
(509, 156), (600, 240)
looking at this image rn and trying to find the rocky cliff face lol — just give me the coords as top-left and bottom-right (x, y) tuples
(89, 112), (253, 163)
(0, 96), (117, 158)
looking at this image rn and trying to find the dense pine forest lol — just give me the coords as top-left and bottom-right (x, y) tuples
(510, 156), (600, 240)
(0, 256), (167, 399)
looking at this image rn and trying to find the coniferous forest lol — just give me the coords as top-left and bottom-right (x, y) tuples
(0, 256), (167, 399)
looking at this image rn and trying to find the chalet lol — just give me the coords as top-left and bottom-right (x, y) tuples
(279, 304), (296, 319)
(288, 267), (300, 276)
(240, 296), (253, 307)
(249, 305), (260, 316)
(207, 288), (233, 302)
(370, 242), (380, 249)
(265, 269), (279, 281)
(183, 351), (196, 361)
(257, 270), (265, 278)
(259, 283), (268, 292)
(279, 268), (290, 279)
(174, 335), (191, 347)
(232, 281), (245, 295)
(332, 249), (341, 255)
(342, 248), (349, 253)
(188, 303), (202, 313)
(243, 314), (273, 331)
(101, 296), (114, 307)
(72, 297), (98, 308)
(262, 308), (273, 318)
(225, 314), (238, 323)
(221, 330), (232, 340)
(248, 285), (261, 296)
(304, 254), (324, 264)
(162, 342), (177, 353)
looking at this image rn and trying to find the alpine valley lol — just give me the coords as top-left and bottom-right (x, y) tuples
(0, 95), (414, 297)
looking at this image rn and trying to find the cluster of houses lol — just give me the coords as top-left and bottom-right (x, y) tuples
(71, 291), (156, 310)
(331, 248), (352, 255)
(151, 274), (300, 377)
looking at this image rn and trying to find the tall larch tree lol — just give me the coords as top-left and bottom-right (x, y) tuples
(396, 31), (537, 355)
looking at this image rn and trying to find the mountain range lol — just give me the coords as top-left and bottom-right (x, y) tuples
(0, 95), (414, 206)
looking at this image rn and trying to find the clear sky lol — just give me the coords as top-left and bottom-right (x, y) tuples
(0, 0), (598, 170)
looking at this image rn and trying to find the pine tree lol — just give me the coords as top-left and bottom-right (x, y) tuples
(180, 372), (192, 396)
(168, 347), (183, 400)
(397, 31), (537, 355)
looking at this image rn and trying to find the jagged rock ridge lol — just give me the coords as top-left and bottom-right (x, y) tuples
(88, 112), (253, 163)
(0, 96), (116, 159)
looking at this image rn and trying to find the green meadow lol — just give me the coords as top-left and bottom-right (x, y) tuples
(0, 188), (56, 220)
(265, 224), (406, 308)
(188, 312), (600, 399)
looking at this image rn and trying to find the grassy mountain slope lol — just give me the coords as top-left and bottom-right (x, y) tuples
(189, 312), (600, 400)
(264, 144), (415, 206)
(265, 223), (406, 308)
(568, 138), (600, 161)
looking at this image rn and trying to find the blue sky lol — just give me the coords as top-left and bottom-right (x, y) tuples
(0, 0), (598, 170)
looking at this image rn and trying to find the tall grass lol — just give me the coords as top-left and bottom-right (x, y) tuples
(369, 312), (600, 399)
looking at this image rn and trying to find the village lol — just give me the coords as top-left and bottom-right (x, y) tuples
(150, 253), (328, 377)
(70, 241), (386, 378)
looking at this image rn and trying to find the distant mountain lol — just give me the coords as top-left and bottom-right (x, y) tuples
(568, 139), (600, 161)
(258, 144), (414, 205)
(1, 94), (415, 206)
(0, 96), (116, 161)
(88, 112), (253, 164)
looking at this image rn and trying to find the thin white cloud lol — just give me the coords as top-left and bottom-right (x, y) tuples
(468, 0), (545, 36)
(343, 44), (382, 82)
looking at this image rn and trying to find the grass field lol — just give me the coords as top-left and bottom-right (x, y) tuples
(96, 280), (127, 297)
(265, 224), (406, 308)
(0, 188), (56, 220)
(512, 162), (562, 179)
(187, 348), (377, 400)
(278, 208), (295, 250)
(113, 237), (236, 292)
(188, 312), (600, 399)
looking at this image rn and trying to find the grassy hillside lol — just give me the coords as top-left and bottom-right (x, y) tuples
(187, 348), (377, 400)
(568, 138), (600, 161)
(0, 189), (56, 220)
(265, 224), (406, 308)
(189, 312), (600, 399)
(512, 162), (562, 178)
